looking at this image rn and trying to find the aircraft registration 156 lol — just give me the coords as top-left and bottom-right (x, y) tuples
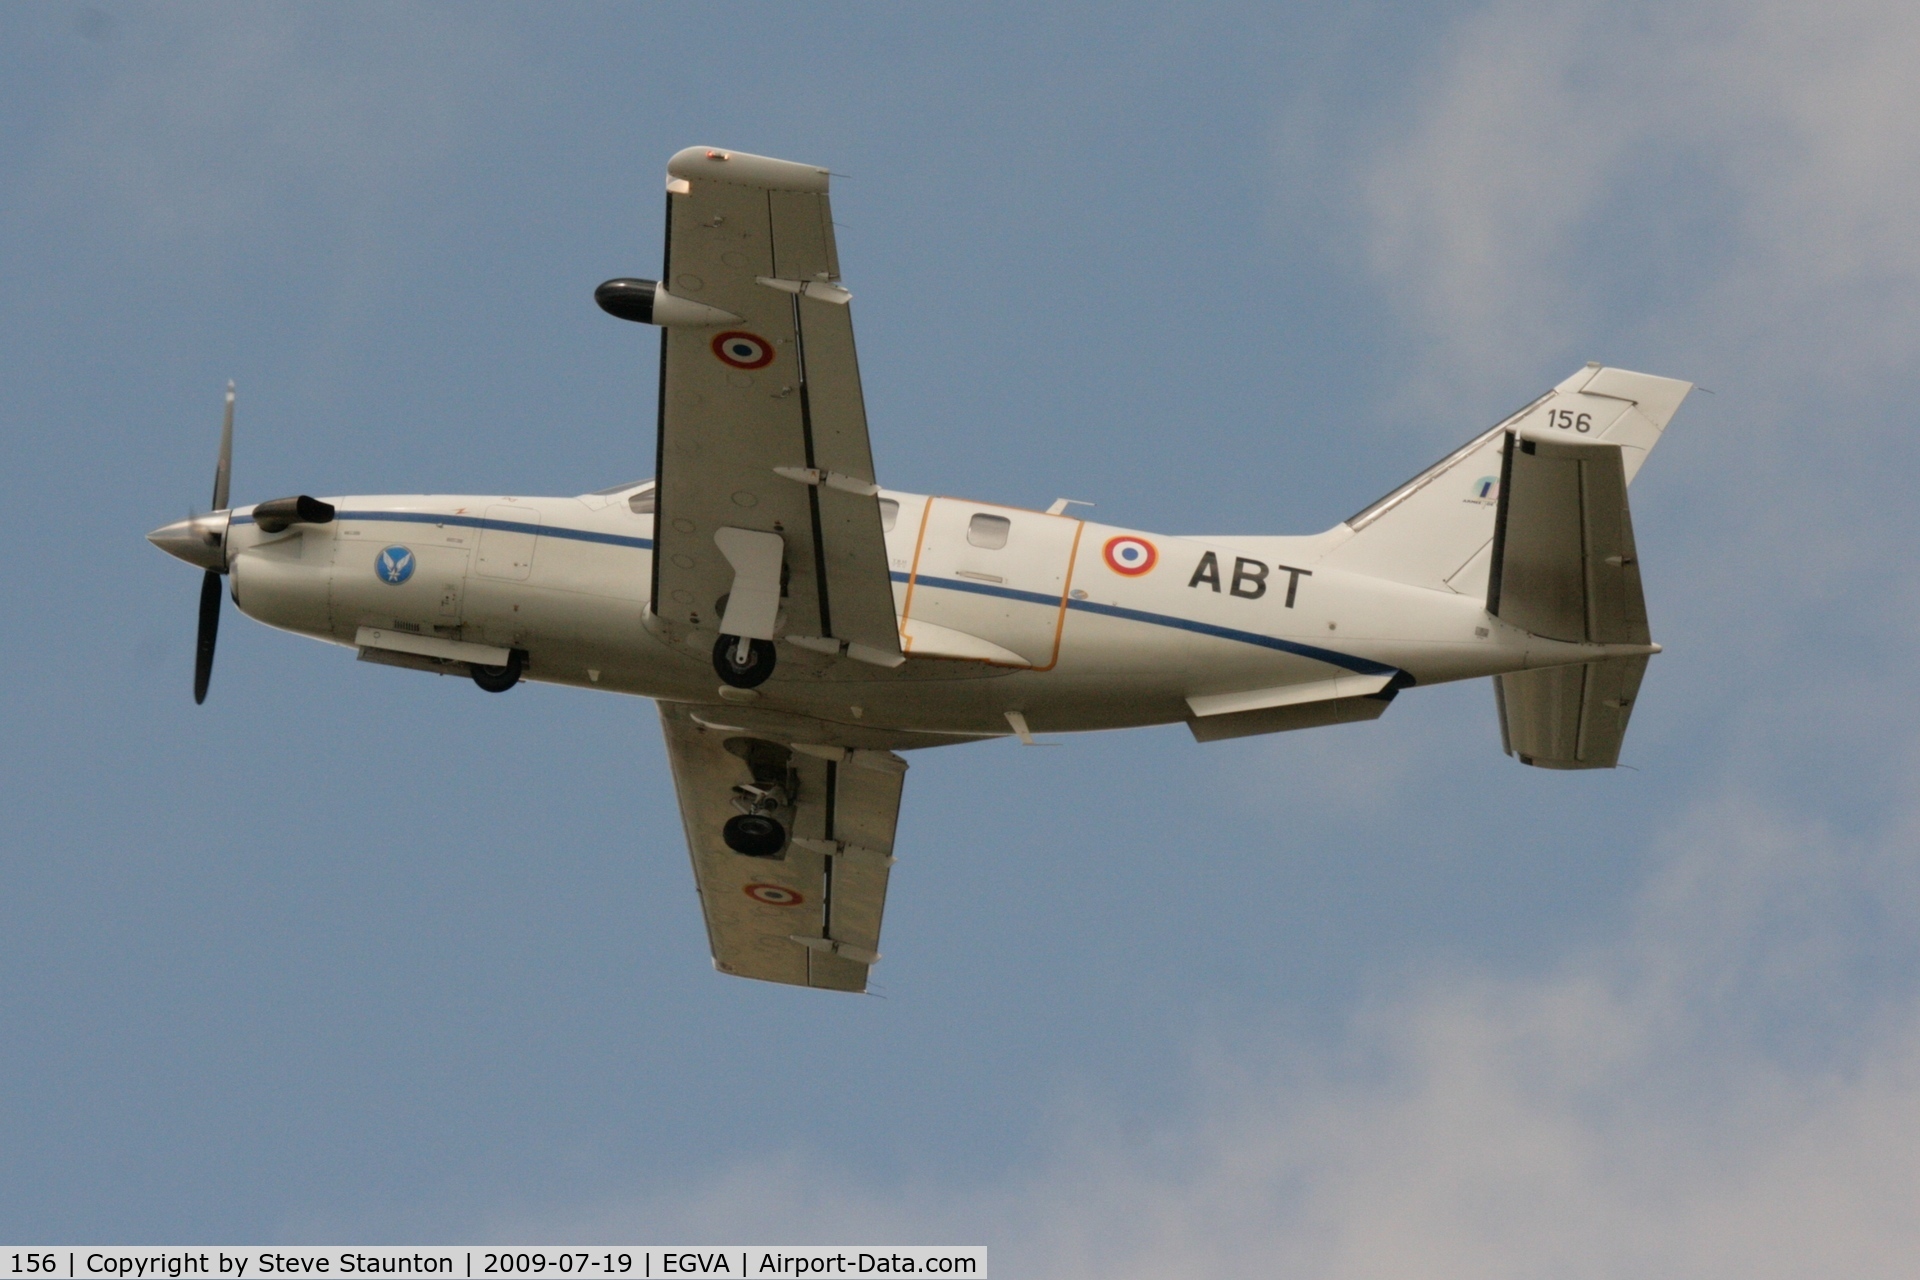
(150, 145), (1692, 993)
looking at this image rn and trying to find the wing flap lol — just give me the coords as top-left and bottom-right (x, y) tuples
(796, 291), (900, 655)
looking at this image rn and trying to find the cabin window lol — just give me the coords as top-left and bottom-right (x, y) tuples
(879, 498), (899, 532)
(967, 513), (1010, 549)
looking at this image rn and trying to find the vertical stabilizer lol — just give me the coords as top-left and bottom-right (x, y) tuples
(1320, 365), (1691, 596)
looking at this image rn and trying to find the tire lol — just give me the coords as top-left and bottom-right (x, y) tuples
(723, 813), (787, 858)
(713, 634), (777, 688)
(471, 648), (525, 693)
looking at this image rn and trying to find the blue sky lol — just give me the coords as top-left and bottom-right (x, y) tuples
(5, 1), (1920, 1270)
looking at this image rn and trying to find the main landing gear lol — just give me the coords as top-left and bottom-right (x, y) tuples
(471, 649), (525, 693)
(713, 634), (777, 688)
(723, 812), (787, 857)
(724, 742), (793, 858)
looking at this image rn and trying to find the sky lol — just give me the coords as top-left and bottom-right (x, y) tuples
(4, 0), (1919, 1271)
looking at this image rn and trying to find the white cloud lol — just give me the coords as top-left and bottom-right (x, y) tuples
(1362, 0), (1920, 397)
(504, 787), (1920, 1278)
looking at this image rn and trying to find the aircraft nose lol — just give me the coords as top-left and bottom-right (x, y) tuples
(147, 513), (229, 572)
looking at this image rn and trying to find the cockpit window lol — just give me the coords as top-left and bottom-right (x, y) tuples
(879, 498), (899, 532)
(628, 486), (657, 514)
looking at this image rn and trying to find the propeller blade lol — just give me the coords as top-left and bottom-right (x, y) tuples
(211, 381), (234, 512)
(194, 568), (222, 704)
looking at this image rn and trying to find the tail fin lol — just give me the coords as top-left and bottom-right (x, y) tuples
(1321, 365), (1692, 596)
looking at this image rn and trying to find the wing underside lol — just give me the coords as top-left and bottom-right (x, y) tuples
(649, 148), (901, 664)
(659, 701), (906, 992)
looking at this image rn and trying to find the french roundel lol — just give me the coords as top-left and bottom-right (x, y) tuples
(712, 331), (775, 370)
(743, 882), (804, 907)
(1103, 536), (1157, 576)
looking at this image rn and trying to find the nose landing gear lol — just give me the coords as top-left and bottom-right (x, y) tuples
(713, 634), (777, 688)
(471, 649), (526, 693)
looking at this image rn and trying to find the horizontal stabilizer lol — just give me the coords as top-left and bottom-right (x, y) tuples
(1186, 673), (1396, 719)
(1487, 435), (1649, 646)
(1496, 655), (1648, 769)
(1188, 694), (1391, 742)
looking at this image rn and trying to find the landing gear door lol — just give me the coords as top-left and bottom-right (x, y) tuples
(902, 499), (1082, 668)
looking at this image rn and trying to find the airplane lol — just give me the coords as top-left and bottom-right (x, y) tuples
(149, 145), (1692, 993)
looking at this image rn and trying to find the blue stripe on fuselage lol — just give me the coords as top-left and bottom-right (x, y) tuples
(891, 570), (1400, 677)
(232, 508), (655, 550)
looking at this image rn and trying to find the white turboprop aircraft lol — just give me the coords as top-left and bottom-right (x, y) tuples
(150, 146), (1691, 992)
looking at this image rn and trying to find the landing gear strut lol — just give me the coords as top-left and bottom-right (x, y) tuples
(713, 634), (776, 688)
(471, 648), (525, 693)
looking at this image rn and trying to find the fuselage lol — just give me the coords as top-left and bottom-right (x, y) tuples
(205, 481), (1625, 741)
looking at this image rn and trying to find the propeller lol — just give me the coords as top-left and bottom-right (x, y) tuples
(146, 384), (236, 703)
(149, 386), (339, 704)
(194, 382), (235, 704)
(194, 561), (222, 703)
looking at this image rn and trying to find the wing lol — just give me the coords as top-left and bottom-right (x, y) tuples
(649, 147), (901, 665)
(658, 701), (907, 992)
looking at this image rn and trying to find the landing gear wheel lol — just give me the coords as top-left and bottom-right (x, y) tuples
(471, 648), (525, 693)
(713, 634), (777, 688)
(723, 813), (787, 858)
